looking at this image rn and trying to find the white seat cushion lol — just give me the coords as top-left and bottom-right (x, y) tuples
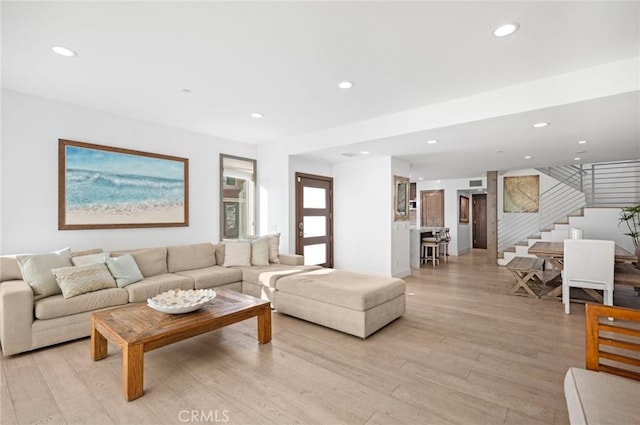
(564, 367), (640, 425)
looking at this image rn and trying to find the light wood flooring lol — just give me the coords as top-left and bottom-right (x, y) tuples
(2, 250), (639, 425)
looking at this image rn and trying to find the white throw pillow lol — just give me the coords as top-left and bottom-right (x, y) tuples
(71, 252), (110, 266)
(105, 254), (144, 288)
(16, 248), (72, 300)
(268, 233), (281, 263)
(251, 237), (270, 266)
(222, 242), (251, 267)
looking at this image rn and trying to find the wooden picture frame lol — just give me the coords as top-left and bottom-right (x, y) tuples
(394, 175), (410, 222)
(459, 195), (469, 223)
(58, 139), (189, 230)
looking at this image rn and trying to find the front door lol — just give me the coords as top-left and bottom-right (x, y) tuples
(295, 173), (333, 267)
(473, 194), (487, 249)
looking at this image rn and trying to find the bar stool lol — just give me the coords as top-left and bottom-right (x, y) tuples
(421, 238), (439, 267)
(438, 228), (451, 262)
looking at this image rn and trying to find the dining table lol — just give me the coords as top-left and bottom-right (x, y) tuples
(527, 241), (638, 301)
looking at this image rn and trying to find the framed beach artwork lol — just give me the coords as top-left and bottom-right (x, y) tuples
(58, 139), (189, 230)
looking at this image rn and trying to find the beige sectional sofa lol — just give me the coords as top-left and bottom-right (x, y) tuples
(1, 241), (407, 356)
(0, 242), (315, 356)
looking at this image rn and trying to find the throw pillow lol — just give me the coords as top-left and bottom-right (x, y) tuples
(16, 248), (72, 300)
(52, 263), (117, 299)
(105, 254), (144, 288)
(268, 233), (281, 263)
(251, 237), (270, 266)
(71, 252), (110, 266)
(222, 242), (251, 267)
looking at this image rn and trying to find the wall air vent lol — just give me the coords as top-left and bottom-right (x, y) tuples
(469, 180), (483, 187)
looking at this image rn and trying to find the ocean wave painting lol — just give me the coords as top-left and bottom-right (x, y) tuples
(59, 140), (188, 229)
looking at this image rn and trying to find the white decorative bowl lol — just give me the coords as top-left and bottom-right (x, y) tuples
(147, 288), (217, 314)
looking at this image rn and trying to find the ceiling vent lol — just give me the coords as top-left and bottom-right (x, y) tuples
(341, 152), (360, 158)
(469, 180), (483, 187)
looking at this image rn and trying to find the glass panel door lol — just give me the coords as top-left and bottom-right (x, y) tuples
(295, 173), (333, 267)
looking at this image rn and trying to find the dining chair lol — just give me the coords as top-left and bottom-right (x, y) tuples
(562, 239), (615, 315)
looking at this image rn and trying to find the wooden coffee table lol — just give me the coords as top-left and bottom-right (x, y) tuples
(91, 289), (271, 401)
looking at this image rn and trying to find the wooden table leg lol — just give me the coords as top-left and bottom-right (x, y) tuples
(123, 343), (144, 401)
(91, 320), (108, 361)
(257, 306), (272, 344)
(510, 271), (540, 298)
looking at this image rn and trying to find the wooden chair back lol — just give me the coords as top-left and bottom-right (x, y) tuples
(585, 303), (640, 381)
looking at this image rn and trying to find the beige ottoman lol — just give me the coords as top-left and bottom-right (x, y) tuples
(275, 269), (406, 338)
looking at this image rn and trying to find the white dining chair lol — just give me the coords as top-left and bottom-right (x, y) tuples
(562, 239), (615, 315)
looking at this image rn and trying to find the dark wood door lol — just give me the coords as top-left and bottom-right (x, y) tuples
(473, 194), (487, 249)
(295, 173), (333, 267)
(421, 190), (444, 227)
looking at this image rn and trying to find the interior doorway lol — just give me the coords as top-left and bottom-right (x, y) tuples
(472, 193), (487, 249)
(295, 173), (333, 267)
(420, 190), (444, 227)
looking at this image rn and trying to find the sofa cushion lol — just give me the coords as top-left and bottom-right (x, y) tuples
(174, 266), (242, 289)
(167, 243), (216, 272)
(52, 263), (117, 298)
(16, 248), (72, 300)
(105, 254), (144, 288)
(277, 269), (406, 311)
(125, 248), (168, 277)
(222, 242), (251, 267)
(0, 256), (22, 282)
(564, 367), (640, 425)
(34, 287), (128, 320)
(124, 273), (194, 303)
(251, 237), (270, 266)
(71, 252), (110, 266)
(235, 264), (320, 288)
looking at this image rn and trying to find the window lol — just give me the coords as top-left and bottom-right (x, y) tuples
(220, 155), (256, 239)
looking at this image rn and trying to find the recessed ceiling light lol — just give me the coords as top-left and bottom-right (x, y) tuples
(436, 180), (441, 183)
(524, 155), (532, 159)
(574, 157), (581, 161)
(426, 139), (438, 144)
(338, 81), (354, 89)
(52, 46), (77, 57)
(181, 88), (191, 94)
(418, 177), (424, 181)
(493, 23), (520, 37)
(533, 122), (549, 128)
(578, 140), (588, 144)
(575, 150), (587, 154)
(250, 112), (264, 118)
(360, 151), (370, 155)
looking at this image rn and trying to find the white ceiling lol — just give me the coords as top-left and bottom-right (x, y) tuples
(2, 1), (639, 180)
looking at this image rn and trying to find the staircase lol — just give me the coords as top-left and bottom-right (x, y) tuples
(497, 160), (640, 265)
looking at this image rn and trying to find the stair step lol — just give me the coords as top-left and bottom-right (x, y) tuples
(515, 241), (529, 246)
(527, 234), (542, 240)
(504, 247), (516, 253)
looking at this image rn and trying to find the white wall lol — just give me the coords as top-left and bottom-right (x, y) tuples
(1, 90), (256, 254)
(257, 143), (289, 252)
(570, 208), (636, 253)
(333, 156), (393, 276)
(417, 177), (486, 255)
